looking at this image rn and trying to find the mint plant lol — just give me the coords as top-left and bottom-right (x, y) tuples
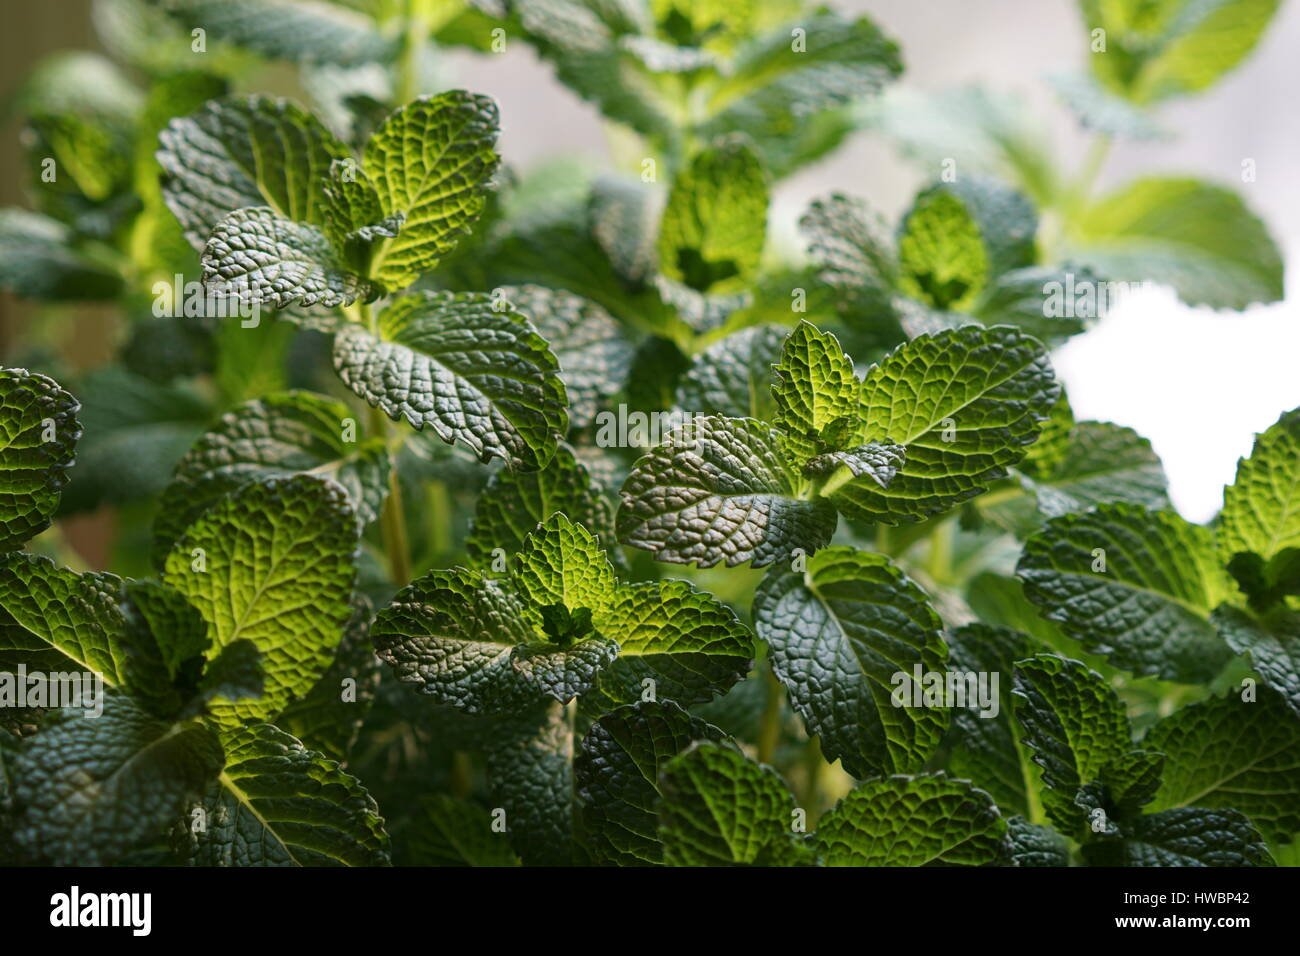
(0, 0), (1295, 869)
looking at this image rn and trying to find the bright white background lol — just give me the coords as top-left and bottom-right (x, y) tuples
(444, 0), (1300, 523)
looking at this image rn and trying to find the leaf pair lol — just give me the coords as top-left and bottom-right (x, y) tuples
(158, 90), (499, 307)
(619, 319), (1058, 567)
(372, 513), (753, 712)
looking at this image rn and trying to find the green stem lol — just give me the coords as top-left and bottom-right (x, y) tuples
(758, 662), (783, 765)
(369, 402), (412, 587)
(450, 750), (473, 799)
(427, 479), (452, 559)
(397, 0), (431, 104)
(799, 736), (825, 818)
(926, 517), (954, 584)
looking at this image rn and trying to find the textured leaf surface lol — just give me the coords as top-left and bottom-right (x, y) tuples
(158, 95), (349, 248)
(1005, 815), (1071, 866)
(407, 794), (519, 866)
(575, 700), (726, 866)
(1145, 689), (1300, 842)
(0, 369), (81, 550)
(0, 209), (122, 300)
(499, 285), (632, 429)
(817, 773), (1006, 866)
(485, 700), (578, 865)
(1018, 504), (1235, 681)
(770, 321), (860, 464)
(1012, 654), (1131, 832)
(1213, 606), (1300, 717)
(156, 390), (390, 562)
(163, 475), (359, 725)
(333, 291), (567, 470)
(675, 324), (787, 422)
(362, 91), (501, 289)
(179, 722), (389, 866)
(1082, 808), (1274, 867)
(1219, 408), (1300, 566)
(618, 415), (836, 567)
(800, 193), (897, 315)
(656, 137), (767, 293)
(513, 513), (617, 620)
(201, 206), (369, 308)
(1067, 178), (1283, 309)
(158, 0), (394, 64)
(834, 325), (1058, 524)
(8, 695), (221, 865)
(657, 742), (805, 866)
(753, 548), (947, 779)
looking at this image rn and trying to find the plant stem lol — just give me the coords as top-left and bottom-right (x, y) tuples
(450, 750), (473, 799)
(758, 661), (783, 765)
(397, 0), (431, 104)
(369, 403), (412, 587)
(926, 517), (954, 584)
(799, 735), (825, 818)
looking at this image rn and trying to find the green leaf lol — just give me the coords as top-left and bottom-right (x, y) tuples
(1005, 815), (1071, 866)
(833, 325), (1059, 525)
(158, 0), (395, 65)
(333, 291), (567, 470)
(7, 694), (222, 865)
(154, 390), (390, 562)
(513, 513), (617, 621)
(178, 722), (390, 866)
(201, 206), (371, 308)
(277, 597), (379, 762)
(1079, 0), (1283, 104)
(586, 578), (753, 710)
(657, 741), (808, 866)
(1082, 808), (1274, 867)
(800, 193), (898, 317)
(1047, 70), (1167, 140)
(1212, 606), (1300, 717)
(944, 623), (1045, 816)
(373, 566), (535, 714)
(0, 208), (123, 301)
(1017, 504), (1235, 681)
(407, 794), (519, 866)
(121, 579), (209, 683)
(499, 284), (633, 429)
(753, 547), (948, 778)
(1066, 178), (1283, 310)
(816, 772), (1006, 866)
(484, 700), (579, 865)
(0, 368), (81, 550)
(158, 94), (351, 249)
(575, 700), (727, 866)
(770, 321), (861, 464)
(465, 444), (619, 566)
(1145, 688), (1300, 843)
(362, 91), (501, 289)
(588, 175), (659, 285)
(656, 137), (767, 293)
(676, 324), (788, 422)
(1011, 654), (1132, 832)
(321, 159), (404, 261)
(896, 178), (1036, 312)
(1220, 408), (1300, 567)
(617, 414), (837, 567)
(162, 474), (359, 725)
(969, 265), (1095, 346)
(700, 12), (902, 177)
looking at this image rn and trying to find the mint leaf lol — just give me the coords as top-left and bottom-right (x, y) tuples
(1018, 504), (1235, 681)
(816, 772), (1006, 866)
(407, 794), (519, 866)
(771, 321), (861, 464)
(676, 324), (788, 421)
(617, 414), (837, 567)
(896, 178), (1036, 312)
(970, 265), (1095, 346)
(944, 623), (1045, 817)
(657, 741), (808, 866)
(499, 284), (633, 429)
(1145, 688), (1300, 842)
(158, 95), (350, 249)
(1005, 815), (1071, 866)
(1066, 178), (1283, 309)
(753, 547), (947, 779)
(1220, 408), (1300, 569)
(0, 209), (122, 300)
(0, 368), (81, 550)
(1012, 654), (1132, 832)
(162, 475), (359, 725)
(485, 700), (579, 865)
(834, 325), (1059, 525)
(7, 694), (221, 865)
(158, 0), (394, 65)
(202, 205), (371, 308)
(1082, 808), (1274, 867)
(1212, 606), (1300, 717)
(179, 722), (390, 866)
(333, 291), (567, 470)
(800, 193), (897, 317)
(1079, 0), (1283, 104)
(513, 513), (617, 623)
(656, 136), (767, 293)
(575, 700), (727, 866)
(362, 91), (501, 289)
(588, 175), (658, 285)
(1047, 70), (1167, 140)
(466, 444), (619, 566)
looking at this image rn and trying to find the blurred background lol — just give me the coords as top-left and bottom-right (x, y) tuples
(2, 0), (1297, 522)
